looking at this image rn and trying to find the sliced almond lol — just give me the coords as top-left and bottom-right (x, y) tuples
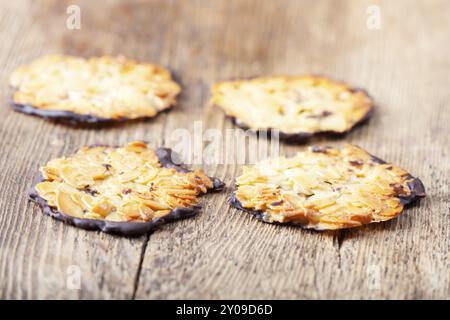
(92, 199), (113, 217)
(35, 181), (58, 196)
(56, 191), (84, 218)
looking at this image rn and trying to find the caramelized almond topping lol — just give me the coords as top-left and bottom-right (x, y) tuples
(212, 76), (373, 135)
(234, 144), (424, 230)
(35, 142), (218, 223)
(10, 55), (181, 120)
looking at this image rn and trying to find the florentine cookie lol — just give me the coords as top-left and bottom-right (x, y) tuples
(10, 55), (181, 123)
(231, 144), (425, 230)
(212, 76), (373, 141)
(29, 142), (224, 236)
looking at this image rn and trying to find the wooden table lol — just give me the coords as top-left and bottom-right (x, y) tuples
(0, 0), (448, 299)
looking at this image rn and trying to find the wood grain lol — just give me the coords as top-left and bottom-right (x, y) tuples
(0, 0), (448, 299)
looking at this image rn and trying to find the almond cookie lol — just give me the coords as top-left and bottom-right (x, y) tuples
(29, 142), (224, 236)
(10, 55), (180, 123)
(212, 76), (373, 141)
(231, 144), (425, 230)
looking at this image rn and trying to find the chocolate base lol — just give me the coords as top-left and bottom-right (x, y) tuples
(11, 102), (172, 126)
(398, 177), (426, 205)
(29, 147), (225, 237)
(229, 107), (374, 144)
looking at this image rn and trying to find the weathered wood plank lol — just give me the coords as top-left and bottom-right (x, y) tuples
(0, 0), (165, 299)
(135, 0), (450, 299)
(135, 0), (352, 299)
(0, 0), (448, 299)
(327, 0), (450, 299)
